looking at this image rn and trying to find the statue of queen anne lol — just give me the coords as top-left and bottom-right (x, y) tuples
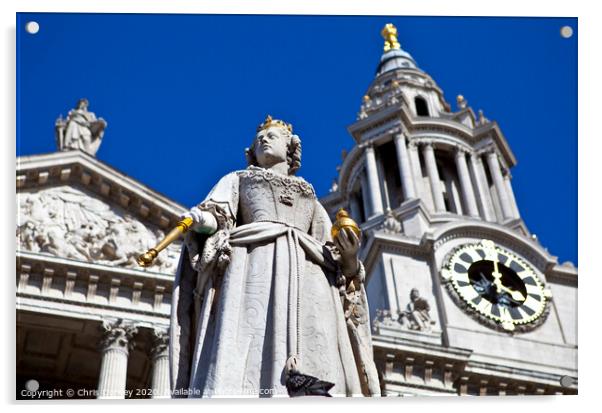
(168, 116), (381, 397)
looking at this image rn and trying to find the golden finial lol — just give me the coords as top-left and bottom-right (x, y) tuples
(362, 95), (371, 103)
(381, 23), (401, 52)
(256, 114), (293, 133)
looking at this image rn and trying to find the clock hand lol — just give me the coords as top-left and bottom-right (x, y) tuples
(488, 247), (524, 301)
(498, 284), (526, 302)
(491, 259), (503, 293)
(491, 261), (525, 301)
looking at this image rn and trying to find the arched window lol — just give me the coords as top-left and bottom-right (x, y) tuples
(414, 96), (430, 116)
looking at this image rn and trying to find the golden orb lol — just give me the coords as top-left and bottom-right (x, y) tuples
(331, 209), (361, 240)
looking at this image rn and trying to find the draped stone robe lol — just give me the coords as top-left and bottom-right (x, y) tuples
(169, 166), (380, 397)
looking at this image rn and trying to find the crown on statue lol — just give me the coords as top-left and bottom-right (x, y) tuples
(256, 115), (293, 133)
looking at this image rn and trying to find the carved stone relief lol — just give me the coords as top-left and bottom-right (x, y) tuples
(17, 185), (179, 273)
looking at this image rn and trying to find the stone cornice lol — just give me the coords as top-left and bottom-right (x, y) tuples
(373, 334), (473, 363)
(373, 332), (576, 394)
(17, 251), (173, 324)
(546, 263), (578, 286)
(361, 231), (430, 279)
(16, 150), (187, 230)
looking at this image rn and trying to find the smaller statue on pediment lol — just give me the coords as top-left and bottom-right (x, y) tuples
(477, 109), (490, 126)
(55, 98), (107, 156)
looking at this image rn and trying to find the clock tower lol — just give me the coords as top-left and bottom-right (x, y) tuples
(321, 23), (578, 396)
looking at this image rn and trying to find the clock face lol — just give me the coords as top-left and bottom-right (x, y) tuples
(441, 240), (552, 332)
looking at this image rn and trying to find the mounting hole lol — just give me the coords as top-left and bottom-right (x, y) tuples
(25, 21), (40, 34)
(560, 26), (573, 39)
(25, 379), (40, 392)
(559, 375), (575, 387)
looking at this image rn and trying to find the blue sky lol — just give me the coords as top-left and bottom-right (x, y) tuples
(16, 13), (577, 265)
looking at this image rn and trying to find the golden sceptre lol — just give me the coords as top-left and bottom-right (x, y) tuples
(137, 217), (194, 267)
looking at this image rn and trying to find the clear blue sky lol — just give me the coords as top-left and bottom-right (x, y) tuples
(16, 13), (577, 265)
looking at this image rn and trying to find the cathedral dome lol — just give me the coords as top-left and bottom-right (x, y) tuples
(375, 23), (418, 76)
(375, 47), (418, 75)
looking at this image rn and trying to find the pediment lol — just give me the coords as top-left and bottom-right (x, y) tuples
(16, 150), (186, 228)
(16, 150), (187, 274)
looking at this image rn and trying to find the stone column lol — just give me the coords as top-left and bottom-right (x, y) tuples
(485, 151), (513, 220)
(408, 141), (424, 200)
(364, 144), (384, 218)
(360, 172), (371, 220)
(393, 133), (416, 202)
(422, 143), (446, 212)
(454, 148), (479, 217)
(97, 319), (137, 399)
(150, 329), (170, 399)
(349, 195), (362, 223)
(376, 153), (391, 210)
(503, 173), (520, 219)
(469, 153), (496, 222)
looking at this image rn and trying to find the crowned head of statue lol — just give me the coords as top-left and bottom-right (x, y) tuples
(246, 115), (302, 175)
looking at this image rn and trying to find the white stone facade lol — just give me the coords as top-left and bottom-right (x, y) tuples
(16, 26), (577, 398)
(16, 149), (186, 399)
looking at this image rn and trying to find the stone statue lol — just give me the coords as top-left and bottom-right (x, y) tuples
(169, 116), (381, 397)
(478, 109), (490, 126)
(399, 288), (435, 331)
(55, 98), (107, 156)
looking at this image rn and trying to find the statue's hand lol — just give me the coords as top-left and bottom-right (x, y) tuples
(184, 206), (218, 235)
(188, 206), (207, 226)
(335, 228), (360, 277)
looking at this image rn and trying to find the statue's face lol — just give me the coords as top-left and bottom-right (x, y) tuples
(410, 289), (419, 300)
(254, 126), (289, 168)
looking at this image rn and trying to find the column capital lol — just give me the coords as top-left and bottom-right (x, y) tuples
(454, 146), (470, 157)
(99, 319), (138, 354)
(150, 329), (169, 360)
(422, 141), (434, 150)
(392, 129), (405, 140)
(407, 140), (419, 150)
(484, 147), (499, 159)
(361, 141), (375, 152)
